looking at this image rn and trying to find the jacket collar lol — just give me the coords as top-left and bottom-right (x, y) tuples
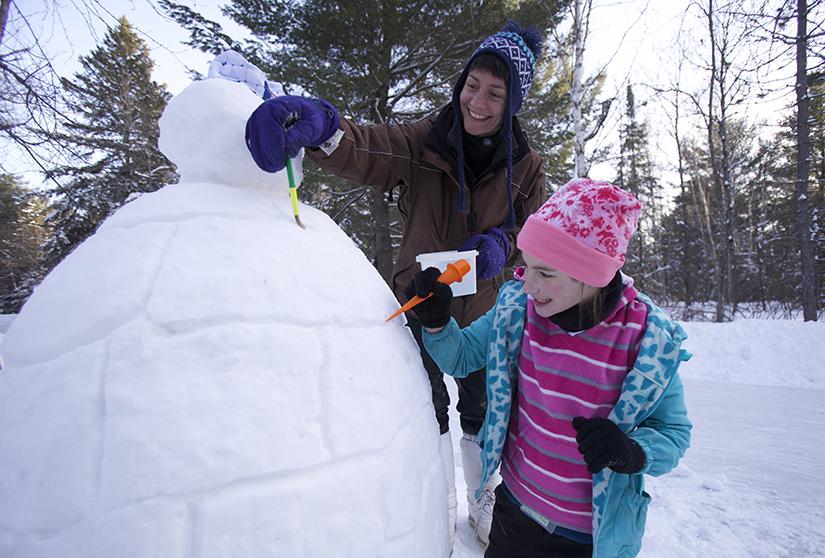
(423, 104), (532, 179)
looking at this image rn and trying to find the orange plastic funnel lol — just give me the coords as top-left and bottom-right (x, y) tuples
(385, 259), (471, 322)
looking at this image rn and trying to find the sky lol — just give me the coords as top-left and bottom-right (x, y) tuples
(32, 0), (698, 97)
(13, 0), (797, 188)
(0, 74), (824, 557)
(21, 0), (225, 96)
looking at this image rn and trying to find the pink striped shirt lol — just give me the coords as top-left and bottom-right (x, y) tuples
(500, 281), (647, 534)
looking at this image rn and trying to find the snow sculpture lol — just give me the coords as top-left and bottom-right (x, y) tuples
(0, 78), (449, 557)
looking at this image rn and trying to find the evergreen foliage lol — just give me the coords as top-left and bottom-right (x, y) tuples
(41, 17), (177, 273)
(7, 2), (817, 321)
(646, 109), (824, 320)
(161, 0), (572, 281)
(0, 174), (48, 313)
(615, 85), (663, 297)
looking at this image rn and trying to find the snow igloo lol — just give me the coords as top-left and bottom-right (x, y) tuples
(0, 78), (449, 557)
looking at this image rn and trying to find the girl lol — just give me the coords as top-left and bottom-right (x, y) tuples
(406, 178), (692, 558)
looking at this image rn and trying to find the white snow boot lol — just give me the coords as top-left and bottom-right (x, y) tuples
(460, 432), (499, 549)
(440, 432), (458, 554)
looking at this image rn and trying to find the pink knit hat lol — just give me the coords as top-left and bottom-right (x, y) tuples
(517, 178), (641, 287)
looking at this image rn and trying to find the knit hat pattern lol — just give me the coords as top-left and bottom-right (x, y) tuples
(517, 178), (642, 288)
(451, 21), (543, 231)
(207, 50), (282, 100)
(475, 30), (538, 113)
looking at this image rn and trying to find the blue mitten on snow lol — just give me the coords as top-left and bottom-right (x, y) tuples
(459, 227), (510, 280)
(572, 416), (646, 474)
(404, 267), (453, 329)
(245, 96), (340, 173)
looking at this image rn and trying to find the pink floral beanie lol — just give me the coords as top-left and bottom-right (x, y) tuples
(517, 178), (642, 287)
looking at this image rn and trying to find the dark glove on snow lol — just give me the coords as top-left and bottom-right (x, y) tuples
(459, 227), (510, 280)
(245, 96), (340, 173)
(572, 416), (646, 475)
(404, 267), (453, 329)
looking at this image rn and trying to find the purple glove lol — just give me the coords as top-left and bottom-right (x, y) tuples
(245, 96), (340, 173)
(459, 227), (509, 280)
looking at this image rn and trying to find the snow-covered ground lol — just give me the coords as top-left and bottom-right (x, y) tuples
(2, 315), (822, 557)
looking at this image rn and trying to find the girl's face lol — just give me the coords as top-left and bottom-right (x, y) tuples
(459, 69), (507, 137)
(521, 252), (600, 318)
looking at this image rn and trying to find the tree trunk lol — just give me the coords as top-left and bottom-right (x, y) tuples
(571, 0), (587, 178)
(795, 0), (817, 321)
(675, 106), (694, 318)
(720, 111), (737, 316)
(694, 174), (722, 320)
(0, 0), (10, 46)
(370, 188), (393, 283)
(706, 0), (726, 322)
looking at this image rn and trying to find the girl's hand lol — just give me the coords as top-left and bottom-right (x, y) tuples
(404, 267), (453, 329)
(572, 416), (646, 474)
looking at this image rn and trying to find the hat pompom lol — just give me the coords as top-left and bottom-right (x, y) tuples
(500, 21), (543, 64)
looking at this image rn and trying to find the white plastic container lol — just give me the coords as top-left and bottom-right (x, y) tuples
(415, 249), (478, 297)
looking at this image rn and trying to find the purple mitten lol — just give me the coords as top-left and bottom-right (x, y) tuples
(245, 96), (340, 172)
(459, 227), (510, 280)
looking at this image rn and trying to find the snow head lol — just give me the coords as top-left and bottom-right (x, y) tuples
(0, 73), (448, 556)
(159, 78), (294, 193)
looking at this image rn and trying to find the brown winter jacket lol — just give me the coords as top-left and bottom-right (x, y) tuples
(307, 105), (545, 328)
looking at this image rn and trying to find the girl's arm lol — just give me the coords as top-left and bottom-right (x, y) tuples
(421, 309), (494, 378)
(631, 373), (692, 477)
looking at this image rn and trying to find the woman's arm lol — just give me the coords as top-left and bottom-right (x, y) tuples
(306, 116), (431, 194)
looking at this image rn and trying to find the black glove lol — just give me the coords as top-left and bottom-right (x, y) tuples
(404, 267), (453, 329)
(245, 96), (340, 173)
(458, 227), (509, 280)
(572, 416), (646, 474)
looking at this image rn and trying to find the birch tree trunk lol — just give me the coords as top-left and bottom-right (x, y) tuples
(794, 0), (817, 321)
(571, 0), (588, 178)
(705, 0), (727, 322)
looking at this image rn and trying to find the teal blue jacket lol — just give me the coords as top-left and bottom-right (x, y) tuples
(423, 280), (692, 558)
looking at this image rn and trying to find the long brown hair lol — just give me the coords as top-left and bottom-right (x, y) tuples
(576, 283), (605, 326)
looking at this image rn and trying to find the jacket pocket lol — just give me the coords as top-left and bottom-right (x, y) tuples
(612, 487), (651, 547)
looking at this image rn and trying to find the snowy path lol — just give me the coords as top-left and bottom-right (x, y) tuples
(448, 379), (825, 558)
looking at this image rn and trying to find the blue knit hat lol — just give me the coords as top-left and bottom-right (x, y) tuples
(451, 21), (543, 231)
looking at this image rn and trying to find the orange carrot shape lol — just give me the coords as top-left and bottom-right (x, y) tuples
(385, 259), (471, 322)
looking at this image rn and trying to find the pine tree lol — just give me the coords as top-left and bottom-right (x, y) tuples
(162, 0), (571, 282)
(615, 85), (663, 297)
(42, 17), (177, 272)
(0, 173), (48, 312)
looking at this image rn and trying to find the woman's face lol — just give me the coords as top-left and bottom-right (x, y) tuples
(459, 69), (507, 137)
(521, 253), (600, 318)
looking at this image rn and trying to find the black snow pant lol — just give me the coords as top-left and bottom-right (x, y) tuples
(486, 485), (593, 558)
(408, 318), (487, 436)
